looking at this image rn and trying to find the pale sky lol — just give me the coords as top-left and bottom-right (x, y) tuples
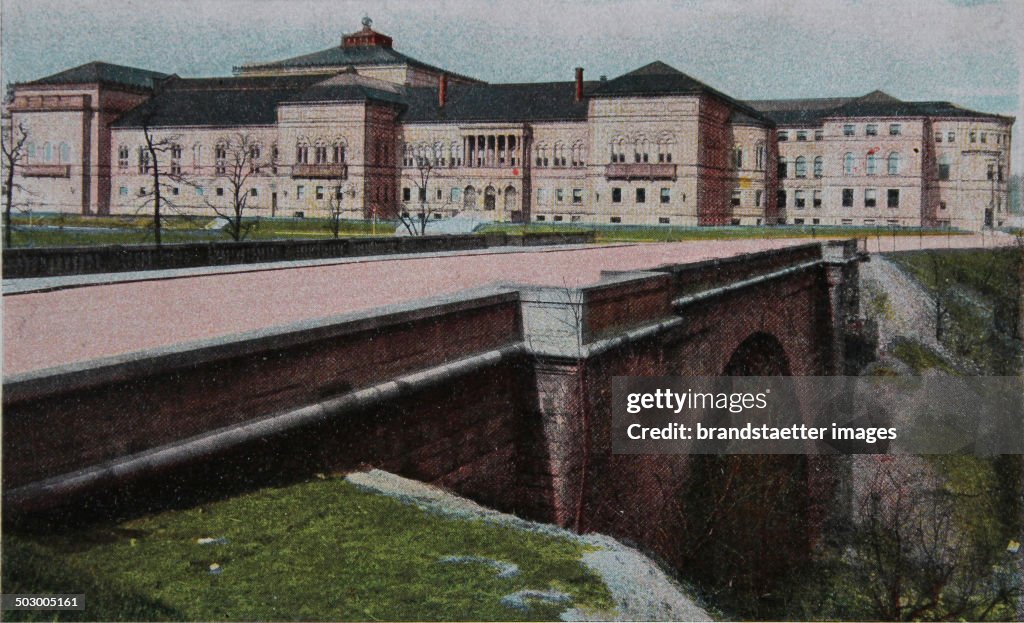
(2, 0), (1022, 166)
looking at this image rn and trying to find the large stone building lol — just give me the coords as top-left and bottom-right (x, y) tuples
(4, 18), (1014, 230)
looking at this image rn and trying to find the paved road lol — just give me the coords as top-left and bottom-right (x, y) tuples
(3, 234), (1016, 377)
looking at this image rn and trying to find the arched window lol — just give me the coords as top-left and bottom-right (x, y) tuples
(433, 141), (444, 166)
(866, 152), (877, 175)
(535, 143), (549, 167)
(571, 141), (586, 167)
(755, 141), (765, 170)
(118, 145), (130, 170)
(58, 142), (70, 164)
(43, 142), (52, 162)
(215, 141), (227, 174)
(813, 156), (823, 178)
(296, 139), (309, 165)
(658, 135), (675, 164)
(192, 144), (203, 171)
(553, 142), (566, 167)
(314, 140), (328, 164)
(777, 157), (788, 179)
(484, 186), (496, 210)
(610, 138), (626, 163)
(634, 138), (650, 163)
(843, 152), (855, 175)
(332, 139), (347, 164)
(450, 141), (462, 167)
(887, 152), (900, 175)
(26, 142), (36, 162)
(794, 156), (807, 178)
(137, 146), (150, 174)
(463, 185), (477, 209)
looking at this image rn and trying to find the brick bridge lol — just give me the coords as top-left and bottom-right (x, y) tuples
(2, 239), (864, 586)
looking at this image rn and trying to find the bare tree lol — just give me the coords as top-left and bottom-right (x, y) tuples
(399, 145), (437, 236)
(2, 121), (29, 248)
(926, 251), (953, 341)
(324, 180), (355, 239)
(849, 458), (1018, 621)
(138, 117), (185, 246)
(203, 132), (266, 242)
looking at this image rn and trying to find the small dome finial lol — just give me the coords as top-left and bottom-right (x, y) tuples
(362, 15), (373, 29)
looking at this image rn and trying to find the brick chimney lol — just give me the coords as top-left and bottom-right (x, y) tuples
(575, 67), (584, 102)
(439, 73), (448, 108)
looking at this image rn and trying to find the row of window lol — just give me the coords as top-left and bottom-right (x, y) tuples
(779, 124), (903, 142)
(935, 130), (1009, 145)
(776, 152), (902, 178)
(726, 188), (902, 209)
(608, 138), (674, 164)
(25, 141), (71, 164)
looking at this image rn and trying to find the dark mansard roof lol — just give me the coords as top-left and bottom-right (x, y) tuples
(23, 61), (170, 91)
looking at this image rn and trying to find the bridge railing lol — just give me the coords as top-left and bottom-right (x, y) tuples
(2, 231), (596, 279)
(652, 243), (825, 298)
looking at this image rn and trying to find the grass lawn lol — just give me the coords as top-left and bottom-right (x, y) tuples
(479, 222), (965, 244)
(1, 476), (612, 621)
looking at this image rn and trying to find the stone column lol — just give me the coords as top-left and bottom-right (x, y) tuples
(519, 284), (590, 527)
(822, 240), (860, 375)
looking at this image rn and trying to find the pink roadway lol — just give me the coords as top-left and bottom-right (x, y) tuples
(2, 234), (1013, 376)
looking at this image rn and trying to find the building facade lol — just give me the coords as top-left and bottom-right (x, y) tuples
(4, 18), (1014, 230)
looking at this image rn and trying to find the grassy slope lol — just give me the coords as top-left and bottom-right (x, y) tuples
(2, 477), (612, 621)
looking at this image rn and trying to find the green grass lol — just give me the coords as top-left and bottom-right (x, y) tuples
(481, 222), (965, 244)
(891, 339), (958, 374)
(2, 476), (613, 621)
(887, 249), (1023, 374)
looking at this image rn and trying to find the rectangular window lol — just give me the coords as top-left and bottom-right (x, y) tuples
(865, 188), (876, 208)
(814, 130), (824, 141)
(813, 190), (822, 208)
(843, 124), (855, 136)
(866, 124), (878, 136)
(794, 190), (805, 208)
(403, 187), (411, 202)
(970, 131), (977, 143)
(987, 164), (995, 180)
(418, 187), (427, 202)
(556, 188), (564, 203)
(660, 188), (670, 204)
(316, 186), (324, 200)
(940, 201), (947, 211)
(451, 187), (462, 202)
(554, 215), (563, 222)
(612, 187), (622, 203)
(731, 190), (741, 207)
(938, 162), (950, 181)
(889, 124), (901, 136)
(610, 216), (621, 223)
(572, 188), (583, 204)
(250, 188), (257, 197)
(296, 185), (305, 199)
(535, 215), (546, 222)
(796, 130), (808, 142)
(755, 190), (763, 207)
(842, 188), (854, 207)
(659, 217), (670, 224)
(980, 132), (987, 144)
(777, 160), (787, 179)
(436, 188), (443, 200)
(777, 190), (786, 208)
(778, 131), (789, 142)
(733, 148), (743, 168)
(794, 218), (805, 225)
(887, 189), (900, 208)
(119, 186), (128, 196)
(216, 187), (224, 197)
(196, 186), (205, 196)
(636, 188), (646, 203)
(841, 218), (853, 225)
(947, 131), (955, 142)
(934, 132), (942, 143)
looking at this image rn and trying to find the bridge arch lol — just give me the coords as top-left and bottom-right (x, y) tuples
(722, 331), (792, 376)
